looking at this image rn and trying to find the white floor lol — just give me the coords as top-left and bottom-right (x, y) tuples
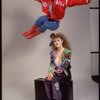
(73, 79), (99, 100)
(2, 71), (99, 100)
(2, 82), (99, 100)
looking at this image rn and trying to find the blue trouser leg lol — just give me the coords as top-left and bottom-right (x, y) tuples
(34, 15), (48, 27)
(39, 20), (59, 32)
(34, 15), (60, 32)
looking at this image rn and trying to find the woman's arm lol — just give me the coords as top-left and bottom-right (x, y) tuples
(48, 50), (56, 74)
(45, 51), (55, 80)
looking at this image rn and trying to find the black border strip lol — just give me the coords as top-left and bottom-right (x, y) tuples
(89, 7), (99, 9)
(91, 51), (100, 53)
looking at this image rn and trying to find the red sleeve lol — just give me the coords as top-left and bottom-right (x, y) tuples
(67, 0), (91, 7)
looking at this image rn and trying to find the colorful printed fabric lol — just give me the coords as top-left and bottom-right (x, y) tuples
(48, 48), (72, 75)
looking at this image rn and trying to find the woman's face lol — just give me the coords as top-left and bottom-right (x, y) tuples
(53, 37), (63, 48)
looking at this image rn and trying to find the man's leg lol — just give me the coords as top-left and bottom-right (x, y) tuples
(23, 15), (48, 39)
(39, 20), (60, 32)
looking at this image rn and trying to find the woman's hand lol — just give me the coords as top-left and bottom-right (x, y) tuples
(46, 72), (53, 81)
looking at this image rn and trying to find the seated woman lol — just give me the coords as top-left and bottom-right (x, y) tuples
(45, 33), (72, 100)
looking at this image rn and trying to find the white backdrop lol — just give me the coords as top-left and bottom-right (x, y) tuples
(2, 0), (99, 100)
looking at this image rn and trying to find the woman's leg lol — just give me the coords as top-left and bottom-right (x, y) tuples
(44, 81), (53, 99)
(51, 77), (62, 100)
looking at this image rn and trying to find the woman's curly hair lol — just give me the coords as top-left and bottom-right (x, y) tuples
(49, 33), (71, 50)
